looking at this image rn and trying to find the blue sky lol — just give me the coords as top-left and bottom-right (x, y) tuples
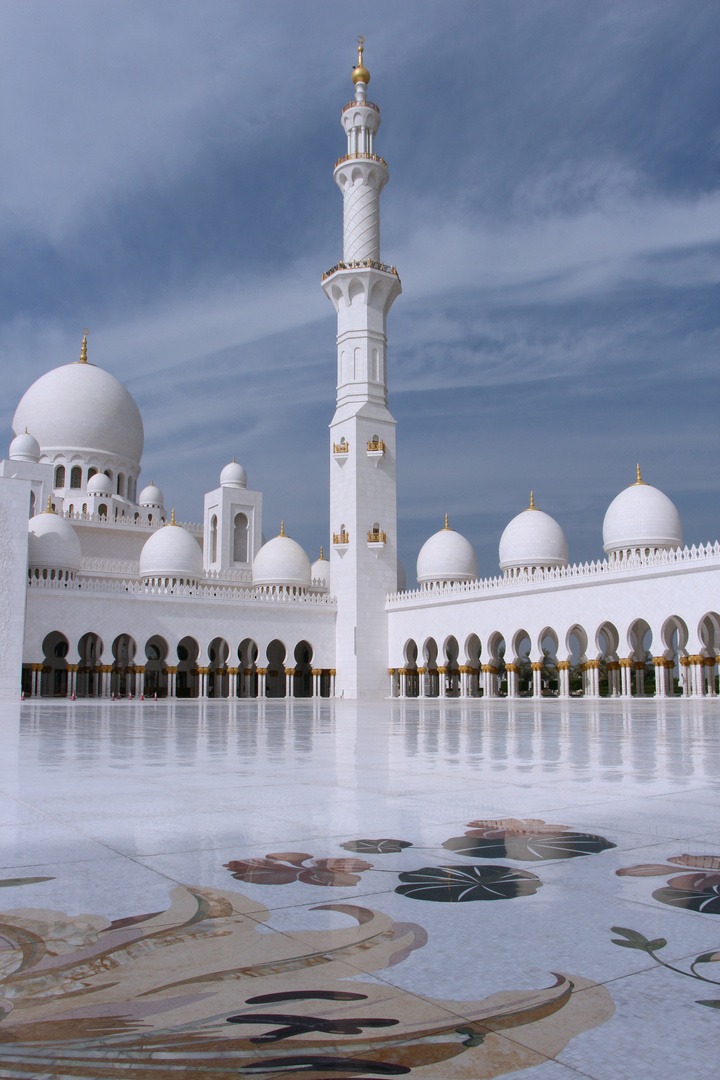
(1, 0), (718, 580)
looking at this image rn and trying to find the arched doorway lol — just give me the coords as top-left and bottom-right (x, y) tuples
(266, 640), (287, 698)
(111, 634), (137, 696)
(77, 632), (103, 697)
(208, 637), (230, 698)
(41, 631), (69, 697)
(145, 635), (169, 698)
(239, 638), (258, 698)
(293, 640), (313, 698)
(176, 637), (199, 698)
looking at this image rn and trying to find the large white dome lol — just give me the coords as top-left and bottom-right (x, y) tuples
(12, 359), (144, 467)
(603, 470), (682, 556)
(139, 517), (203, 583)
(416, 518), (478, 587)
(28, 509), (82, 574)
(499, 496), (569, 576)
(253, 527), (311, 589)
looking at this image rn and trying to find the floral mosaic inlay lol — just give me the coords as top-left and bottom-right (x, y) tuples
(0, 883), (614, 1077)
(617, 854), (720, 914)
(395, 864), (543, 903)
(443, 818), (617, 861)
(224, 851), (373, 887)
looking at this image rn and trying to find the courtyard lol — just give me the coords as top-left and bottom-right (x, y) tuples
(0, 697), (718, 1077)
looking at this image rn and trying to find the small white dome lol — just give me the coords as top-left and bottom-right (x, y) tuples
(139, 483), (164, 507)
(416, 517), (478, 586)
(86, 472), (113, 495)
(220, 460), (247, 488)
(9, 431), (40, 462)
(139, 516), (203, 582)
(253, 526), (311, 589)
(603, 469), (682, 556)
(28, 509), (81, 573)
(13, 357), (144, 466)
(311, 550), (330, 589)
(499, 496), (568, 575)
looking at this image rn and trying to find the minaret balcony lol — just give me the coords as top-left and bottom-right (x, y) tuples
(332, 440), (349, 464)
(342, 99), (379, 115)
(366, 438), (385, 463)
(333, 530), (350, 547)
(335, 151), (387, 169)
(322, 259), (399, 283)
(367, 528), (386, 547)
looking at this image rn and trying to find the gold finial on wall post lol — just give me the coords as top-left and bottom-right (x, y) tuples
(170, 508), (177, 525)
(44, 495), (54, 514)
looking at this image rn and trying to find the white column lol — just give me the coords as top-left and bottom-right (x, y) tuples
(388, 669), (396, 698)
(437, 666), (447, 698)
(506, 664), (519, 698)
(653, 658), (667, 698)
(679, 658), (690, 696)
(285, 669), (294, 698)
(417, 667), (427, 698)
(399, 669), (407, 698)
(257, 669), (267, 698)
(619, 660), (633, 697)
(329, 669), (336, 697)
(558, 663), (571, 699)
(312, 669), (321, 697)
(531, 663), (543, 698)
(229, 668), (238, 699)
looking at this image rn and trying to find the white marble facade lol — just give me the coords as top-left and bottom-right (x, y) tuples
(1, 43), (719, 703)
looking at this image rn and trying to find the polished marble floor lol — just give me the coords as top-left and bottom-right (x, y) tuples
(0, 697), (718, 1077)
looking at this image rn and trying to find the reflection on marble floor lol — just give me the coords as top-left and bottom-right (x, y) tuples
(0, 698), (718, 1078)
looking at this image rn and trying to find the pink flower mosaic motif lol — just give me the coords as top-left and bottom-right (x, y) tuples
(617, 854), (720, 914)
(224, 851), (374, 887)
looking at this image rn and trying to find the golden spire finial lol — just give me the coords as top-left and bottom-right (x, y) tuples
(351, 35), (370, 85)
(170, 508), (176, 525)
(280, 520), (285, 536)
(634, 463), (645, 485)
(320, 545), (324, 559)
(79, 328), (89, 363)
(232, 456), (236, 463)
(44, 495), (54, 514)
(529, 491), (536, 510)
(444, 513), (450, 530)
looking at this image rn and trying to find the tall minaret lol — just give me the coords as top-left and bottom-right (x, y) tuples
(323, 38), (401, 699)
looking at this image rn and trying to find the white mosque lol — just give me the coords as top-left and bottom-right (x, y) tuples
(1, 42), (719, 703)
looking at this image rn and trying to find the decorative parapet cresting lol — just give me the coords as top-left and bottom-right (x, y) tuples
(26, 574), (336, 606)
(386, 541), (720, 606)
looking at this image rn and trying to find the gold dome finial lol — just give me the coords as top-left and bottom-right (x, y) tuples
(44, 495), (55, 514)
(320, 545), (324, 559)
(529, 491), (536, 510)
(169, 508), (177, 525)
(232, 456), (236, 463)
(634, 463), (646, 485)
(280, 520), (285, 536)
(79, 328), (89, 364)
(444, 512), (450, 530)
(351, 35), (370, 85)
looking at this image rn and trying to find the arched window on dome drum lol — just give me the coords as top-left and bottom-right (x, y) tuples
(87, 467), (97, 482)
(29, 491), (35, 517)
(70, 466), (82, 489)
(54, 465), (65, 488)
(98, 503), (107, 519)
(233, 513), (248, 562)
(117, 474), (125, 497)
(210, 515), (218, 563)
